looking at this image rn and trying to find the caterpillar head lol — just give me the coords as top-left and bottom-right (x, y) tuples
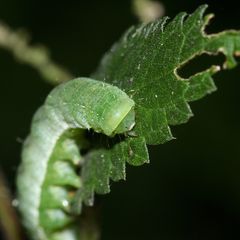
(91, 89), (135, 136)
(102, 99), (135, 136)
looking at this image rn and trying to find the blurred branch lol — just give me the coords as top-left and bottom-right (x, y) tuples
(132, 0), (165, 23)
(79, 207), (101, 240)
(0, 22), (73, 85)
(0, 169), (22, 240)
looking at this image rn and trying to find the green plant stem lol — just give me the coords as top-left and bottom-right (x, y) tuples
(0, 22), (73, 85)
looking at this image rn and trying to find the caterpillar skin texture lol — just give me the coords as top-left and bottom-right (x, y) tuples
(17, 78), (135, 240)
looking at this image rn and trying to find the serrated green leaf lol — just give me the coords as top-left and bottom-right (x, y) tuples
(72, 135), (149, 211)
(93, 4), (240, 144)
(76, 5), (240, 210)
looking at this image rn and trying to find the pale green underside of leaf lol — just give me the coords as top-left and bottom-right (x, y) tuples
(76, 5), (240, 209)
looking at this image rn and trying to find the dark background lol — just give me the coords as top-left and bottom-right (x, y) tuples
(0, 0), (240, 239)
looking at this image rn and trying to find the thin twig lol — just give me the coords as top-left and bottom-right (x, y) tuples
(79, 207), (101, 240)
(133, 0), (165, 23)
(0, 169), (23, 240)
(0, 22), (73, 85)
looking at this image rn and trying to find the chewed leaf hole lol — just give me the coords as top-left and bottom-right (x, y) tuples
(177, 52), (225, 79)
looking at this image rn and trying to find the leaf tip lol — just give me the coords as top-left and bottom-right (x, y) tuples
(196, 4), (209, 14)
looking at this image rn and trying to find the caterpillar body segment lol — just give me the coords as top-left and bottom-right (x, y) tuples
(17, 78), (135, 240)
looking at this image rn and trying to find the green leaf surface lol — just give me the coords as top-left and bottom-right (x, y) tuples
(77, 5), (240, 209)
(93, 4), (240, 144)
(72, 135), (149, 212)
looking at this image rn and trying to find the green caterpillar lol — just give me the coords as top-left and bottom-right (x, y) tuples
(17, 78), (135, 240)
